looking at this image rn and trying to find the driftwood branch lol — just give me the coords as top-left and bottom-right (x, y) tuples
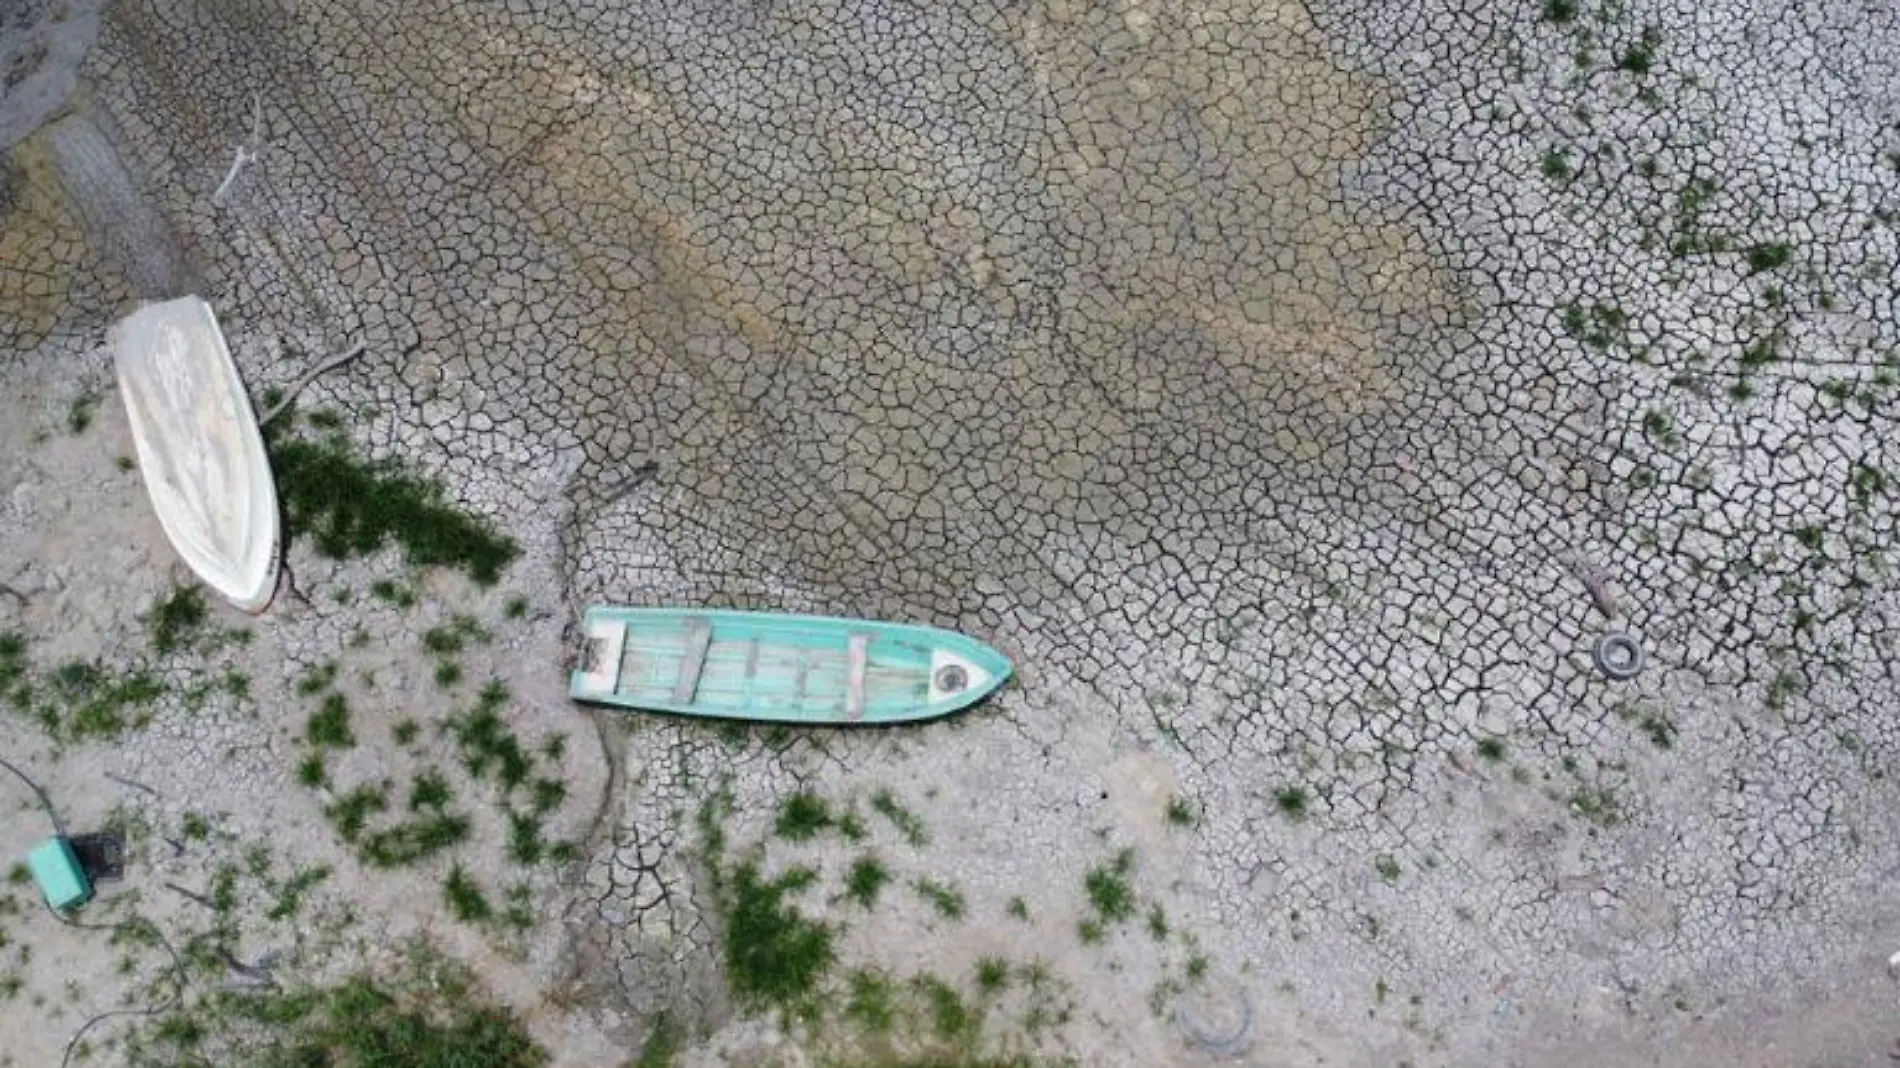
(212, 94), (264, 205)
(259, 342), (367, 426)
(601, 459), (660, 504)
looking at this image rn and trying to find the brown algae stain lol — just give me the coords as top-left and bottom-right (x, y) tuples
(0, 135), (88, 351)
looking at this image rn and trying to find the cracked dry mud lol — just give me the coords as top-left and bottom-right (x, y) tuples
(2, 0), (1898, 1065)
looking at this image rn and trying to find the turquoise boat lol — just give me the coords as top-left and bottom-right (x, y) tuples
(569, 606), (1013, 724)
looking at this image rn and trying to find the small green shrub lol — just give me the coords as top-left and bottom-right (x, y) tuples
(845, 856), (889, 908)
(845, 970), (895, 1033)
(1163, 795), (1196, 827)
(361, 813), (472, 868)
(1746, 242), (1792, 274)
(323, 784), (390, 842)
(775, 791), (834, 841)
(423, 615), (490, 657)
(1084, 849), (1137, 925)
(296, 754), (327, 788)
(975, 957), (1010, 994)
(147, 585), (209, 656)
(66, 388), (99, 435)
(444, 865), (491, 922)
(870, 790), (929, 847)
(1617, 27), (1661, 74)
(914, 878), (966, 921)
(306, 694), (354, 749)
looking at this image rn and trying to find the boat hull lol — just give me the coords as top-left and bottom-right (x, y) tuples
(569, 606), (1012, 724)
(110, 296), (280, 613)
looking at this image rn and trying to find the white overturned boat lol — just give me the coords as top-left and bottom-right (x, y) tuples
(109, 296), (280, 613)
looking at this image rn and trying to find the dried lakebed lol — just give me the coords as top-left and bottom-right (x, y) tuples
(1, 0), (1897, 1065)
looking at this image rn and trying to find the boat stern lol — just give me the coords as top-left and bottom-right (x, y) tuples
(569, 614), (626, 700)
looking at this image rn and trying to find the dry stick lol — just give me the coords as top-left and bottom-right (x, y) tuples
(258, 342), (367, 426)
(211, 93), (264, 204)
(103, 771), (161, 798)
(163, 881), (219, 910)
(601, 459), (660, 504)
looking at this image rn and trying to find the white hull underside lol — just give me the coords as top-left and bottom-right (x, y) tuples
(110, 296), (280, 613)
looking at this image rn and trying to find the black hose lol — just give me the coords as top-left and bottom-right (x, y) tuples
(0, 751), (63, 837)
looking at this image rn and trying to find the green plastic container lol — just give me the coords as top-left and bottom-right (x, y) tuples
(27, 837), (92, 911)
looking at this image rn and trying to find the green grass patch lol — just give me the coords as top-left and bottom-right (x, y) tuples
(914, 878), (966, 921)
(265, 865), (332, 921)
(1375, 855), (1402, 882)
(323, 783), (390, 842)
(870, 789), (929, 847)
(167, 967), (549, 1067)
(775, 791), (835, 841)
(446, 681), (532, 791)
(1274, 786), (1310, 822)
(723, 862), (834, 1013)
(1164, 795), (1196, 827)
(265, 412), (518, 585)
(295, 660), (339, 697)
(1739, 328), (1785, 370)
(1745, 242), (1792, 274)
(844, 855), (889, 908)
(296, 754), (327, 788)
(66, 387), (99, 435)
(1083, 849), (1137, 927)
(408, 770), (454, 811)
(502, 882), (536, 932)
(914, 974), (978, 1045)
(39, 659), (167, 741)
(506, 809), (548, 865)
(1570, 788), (1621, 827)
(305, 693), (354, 749)
(975, 957), (1010, 994)
(1616, 26), (1661, 74)
(423, 615), (490, 656)
(632, 1012), (683, 1068)
(1542, 0), (1575, 22)
(369, 579), (418, 608)
(1476, 737), (1507, 762)
(0, 631), (25, 697)
(147, 584), (208, 656)
(838, 808), (868, 841)
(1638, 713), (1676, 749)
(1005, 896), (1029, 921)
(444, 865), (491, 923)
(360, 812), (472, 868)
(845, 969), (897, 1033)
